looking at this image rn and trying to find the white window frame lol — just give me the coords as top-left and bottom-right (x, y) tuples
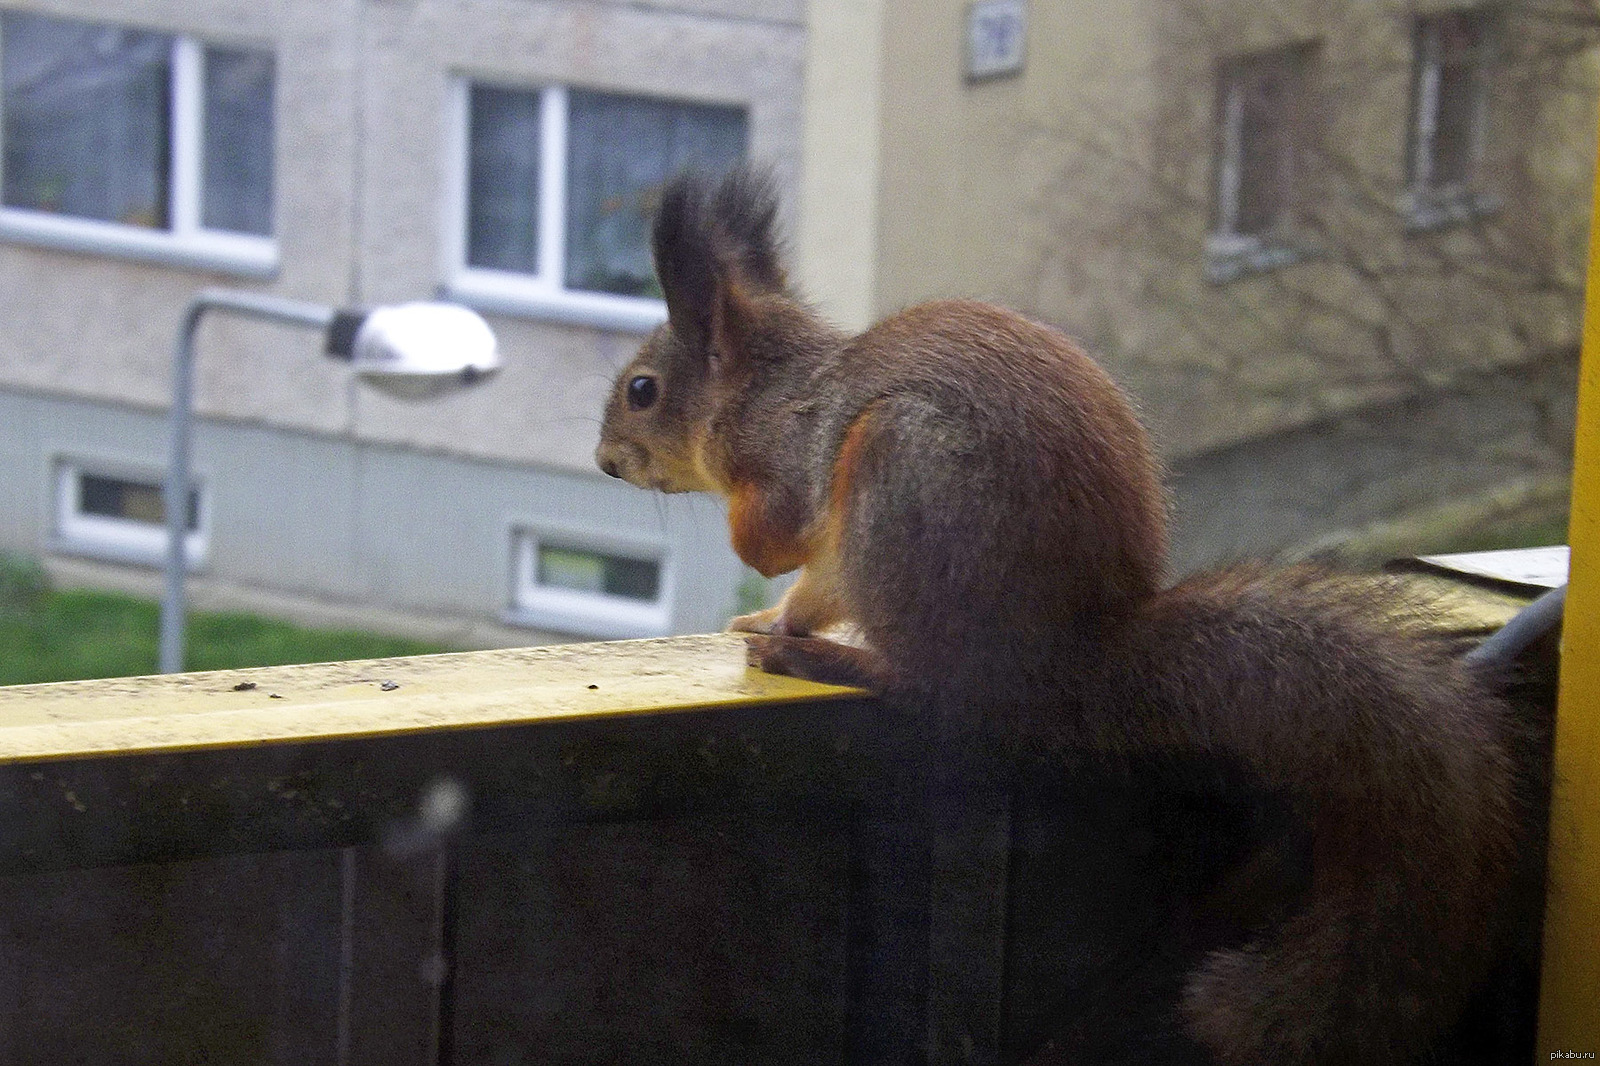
(0, 25), (277, 277)
(505, 523), (673, 640)
(1400, 9), (1500, 231)
(1205, 47), (1312, 284)
(442, 80), (670, 335)
(50, 459), (209, 570)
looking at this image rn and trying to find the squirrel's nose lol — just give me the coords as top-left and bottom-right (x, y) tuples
(600, 458), (621, 479)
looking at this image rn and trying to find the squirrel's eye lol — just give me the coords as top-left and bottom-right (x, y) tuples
(626, 375), (658, 411)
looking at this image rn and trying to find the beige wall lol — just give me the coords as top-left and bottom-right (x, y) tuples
(847, 0), (1597, 458)
(872, 0), (1158, 312)
(793, 0), (885, 332)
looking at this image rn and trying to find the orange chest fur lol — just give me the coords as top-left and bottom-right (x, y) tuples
(723, 408), (876, 579)
(726, 480), (811, 577)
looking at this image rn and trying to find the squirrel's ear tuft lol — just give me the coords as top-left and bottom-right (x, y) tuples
(708, 166), (787, 293)
(652, 172), (722, 354)
(652, 165), (787, 359)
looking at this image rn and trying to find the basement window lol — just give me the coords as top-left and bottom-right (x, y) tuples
(507, 528), (670, 639)
(53, 461), (208, 568)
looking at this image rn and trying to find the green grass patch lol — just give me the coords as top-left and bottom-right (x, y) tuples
(0, 553), (448, 686)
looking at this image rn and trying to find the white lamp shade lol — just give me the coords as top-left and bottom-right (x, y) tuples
(351, 302), (501, 400)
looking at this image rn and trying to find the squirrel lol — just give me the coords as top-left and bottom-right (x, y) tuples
(595, 167), (1524, 1065)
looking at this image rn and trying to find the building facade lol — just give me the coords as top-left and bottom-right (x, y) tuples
(0, 0), (1594, 646)
(0, 0), (806, 641)
(801, 0), (1597, 568)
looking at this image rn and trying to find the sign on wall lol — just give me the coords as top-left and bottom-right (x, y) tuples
(965, 0), (1027, 82)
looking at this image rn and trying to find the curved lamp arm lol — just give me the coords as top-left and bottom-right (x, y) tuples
(160, 289), (498, 673)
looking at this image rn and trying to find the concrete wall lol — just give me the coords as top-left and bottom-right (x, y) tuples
(1167, 353), (1579, 570)
(0, 385), (748, 637)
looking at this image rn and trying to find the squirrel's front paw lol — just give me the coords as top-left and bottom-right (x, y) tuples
(745, 633), (822, 678)
(744, 634), (888, 692)
(744, 633), (788, 672)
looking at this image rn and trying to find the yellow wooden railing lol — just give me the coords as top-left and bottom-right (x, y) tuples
(0, 636), (853, 765)
(0, 582), (1556, 1063)
(1535, 115), (1600, 1058)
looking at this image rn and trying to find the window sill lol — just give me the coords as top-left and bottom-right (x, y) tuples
(504, 589), (673, 641)
(48, 534), (206, 572)
(1399, 190), (1502, 234)
(446, 269), (667, 335)
(0, 208), (278, 278)
(1203, 233), (1314, 284)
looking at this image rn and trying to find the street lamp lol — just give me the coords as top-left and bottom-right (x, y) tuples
(160, 288), (501, 673)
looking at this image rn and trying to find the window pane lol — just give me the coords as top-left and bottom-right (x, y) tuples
(601, 555), (661, 601)
(1428, 13), (1488, 189)
(1234, 61), (1292, 236)
(466, 84), (541, 272)
(565, 91), (746, 296)
(1431, 59), (1476, 187)
(78, 473), (199, 531)
(537, 545), (660, 602)
(1409, 12), (1494, 195)
(202, 47), (274, 235)
(2, 12), (171, 228)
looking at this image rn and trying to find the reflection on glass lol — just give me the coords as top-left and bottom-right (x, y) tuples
(538, 545), (660, 602)
(78, 473), (200, 531)
(2, 12), (172, 228)
(565, 90), (745, 296)
(202, 48), (274, 235)
(467, 84), (542, 272)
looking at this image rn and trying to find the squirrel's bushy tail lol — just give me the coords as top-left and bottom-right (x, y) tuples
(1073, 567), (1521, 1064)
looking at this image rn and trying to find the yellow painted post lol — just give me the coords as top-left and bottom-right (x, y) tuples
(1536, 123), (1600, 1059)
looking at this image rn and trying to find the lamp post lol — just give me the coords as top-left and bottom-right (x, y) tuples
(160, 288), (501, 674)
